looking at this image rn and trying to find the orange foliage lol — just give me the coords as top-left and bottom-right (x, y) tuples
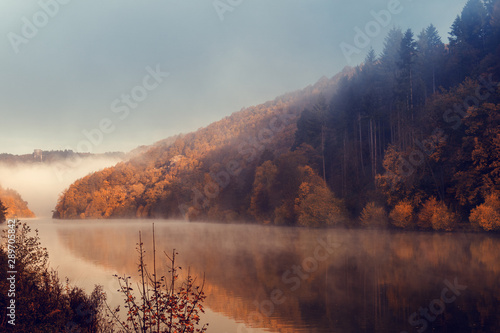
(470, 193), (500, 231)
(389, 200), (414, 229)
(417, 197), (456, 231)
(54, 75), (342, 221)
(294, 166), (346, 227)
(0, 185), (35, 218)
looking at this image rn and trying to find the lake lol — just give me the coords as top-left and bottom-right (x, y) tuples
(26, 218), (500, 332)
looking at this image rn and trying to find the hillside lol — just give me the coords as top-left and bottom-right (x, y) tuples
(53, 70), (349, 223)
(54, 0), (500, 231)
(0, 185), (35, 219)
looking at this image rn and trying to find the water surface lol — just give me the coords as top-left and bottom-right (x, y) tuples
(28, 219), (500, 332)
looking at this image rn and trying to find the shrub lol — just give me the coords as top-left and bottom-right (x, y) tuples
(418, 197), (456, 231)
(295, 181), (346, 227)
(107, 228), (208, 333)
(417, 197), (437, 229)
(430, 202), (456, 231)
(389, 200), (414, 229)
(360, 202), (388, 228)
(470, 194), (500, 231)
(0, 221), (110, 332)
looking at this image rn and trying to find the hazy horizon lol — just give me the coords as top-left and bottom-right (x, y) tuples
(0, 155), (123, 217)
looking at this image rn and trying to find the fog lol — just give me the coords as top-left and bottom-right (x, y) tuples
(0, 156), (123, 217)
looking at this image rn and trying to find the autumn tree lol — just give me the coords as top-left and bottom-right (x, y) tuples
(0, 185), (35, 219)
(470, 193), (500, 231)
(449, 102), (500, 211)
(389, 200), (414, 229)
(0, 200), (7, 222)
(294, 166), (346, 227)
(418, 197), (456, 231)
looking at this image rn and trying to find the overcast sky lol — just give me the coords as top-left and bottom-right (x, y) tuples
(0, 0), (467, 155)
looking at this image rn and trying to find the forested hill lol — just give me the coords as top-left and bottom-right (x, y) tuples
(0, 185), (35, 219)
(53, 69), (349, 223)
(55, 0), (500, 231)
(0, 150), (124, 166)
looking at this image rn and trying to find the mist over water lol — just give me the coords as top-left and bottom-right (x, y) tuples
(0, 156), (123, 217)
(29, 219), (500, 333)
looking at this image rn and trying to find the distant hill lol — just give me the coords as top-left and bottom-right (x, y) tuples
(0, 150), (125, 166)
(53, 69), (351, 223)
(0, 185), (35, 219)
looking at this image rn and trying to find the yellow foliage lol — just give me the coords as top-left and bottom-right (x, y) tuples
(470, 194), (500, 231)
(417, 197), (436, 229)
(294, 177), (346, 227)
(417, 197), (456, 231)
(389, 200), (414, 229)
(430, 204), (456, 231)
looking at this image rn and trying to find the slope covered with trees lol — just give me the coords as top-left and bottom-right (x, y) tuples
(55, 0), (500, 231)
(0, 185), (35, 219)
(53, 71), (349, 226)
(292, 0), (500, 231)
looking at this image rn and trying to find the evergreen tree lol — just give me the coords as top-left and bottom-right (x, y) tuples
(396, 29), (418, 148)
(449, 0), (489, 82)
(417, 24), (445, 96)
(380, 27), (404, 76)
(365, 47), (377, 65)
(461, 0), (488, 51)
(449, 15), (464, 48)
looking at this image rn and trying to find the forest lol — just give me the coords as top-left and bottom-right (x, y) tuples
(54, 0), (500, 232)
(0, 185), (35, 221)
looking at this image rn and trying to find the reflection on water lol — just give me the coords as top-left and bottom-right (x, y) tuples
(33, 219), (500, 332)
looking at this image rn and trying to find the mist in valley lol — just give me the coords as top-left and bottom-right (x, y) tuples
(0, 156), (123, 217)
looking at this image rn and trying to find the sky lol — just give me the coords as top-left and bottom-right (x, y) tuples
(0, 0), (468, 155)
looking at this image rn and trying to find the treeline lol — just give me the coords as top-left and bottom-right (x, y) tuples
(0, 150), (124, 165)
(55, 0), (500, 231)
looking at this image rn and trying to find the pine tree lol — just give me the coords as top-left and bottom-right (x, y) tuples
(417, 24), (445, 96)
(461, 0), (487, 51)
(449, 15), (464, 48)
(365, 47), (376, 65)
(397, 29), (418, 147)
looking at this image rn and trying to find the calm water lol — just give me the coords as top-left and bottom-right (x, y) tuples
(26, 219), (500, 332)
